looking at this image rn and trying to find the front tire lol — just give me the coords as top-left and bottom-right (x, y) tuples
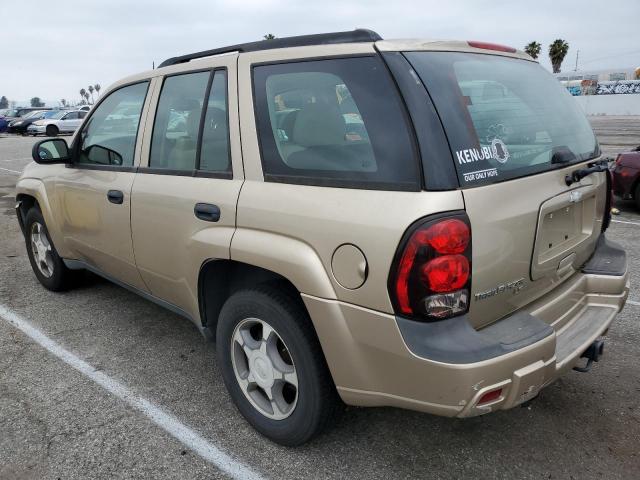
(217, 286), (339, 446)
(45, 125), (58, 137)
(24, 208), (75, 291)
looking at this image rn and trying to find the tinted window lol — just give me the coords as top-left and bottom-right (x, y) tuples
(199, 71), (231, 173)
(150, 71), (209, 171)
(253, 57), (419, 190)
(78, 82), (148, 167)
(405, 52), (598, 186)
(64, 112), (79, 120)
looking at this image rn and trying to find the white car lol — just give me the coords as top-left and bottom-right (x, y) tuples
(28, 110), (88, 137)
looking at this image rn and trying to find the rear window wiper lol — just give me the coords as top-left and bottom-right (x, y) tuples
(565, 159), (609, 186)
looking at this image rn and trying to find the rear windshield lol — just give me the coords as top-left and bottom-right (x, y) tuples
(405, 52), (598, 186)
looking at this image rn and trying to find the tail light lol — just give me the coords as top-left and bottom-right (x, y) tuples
(388, 212), (472, 321)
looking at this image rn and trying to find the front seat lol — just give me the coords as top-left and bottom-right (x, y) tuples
(168, 108), (201, 170)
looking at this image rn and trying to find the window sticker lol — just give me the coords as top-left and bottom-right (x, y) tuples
(456, 138), (510, 183)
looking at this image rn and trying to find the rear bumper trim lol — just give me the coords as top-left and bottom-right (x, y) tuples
(396, 312), (553, 364)
(582, 234), (626, 276)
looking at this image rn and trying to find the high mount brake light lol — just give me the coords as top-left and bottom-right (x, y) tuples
(467, 41), (517, 54)
(389, 213), (472, 321)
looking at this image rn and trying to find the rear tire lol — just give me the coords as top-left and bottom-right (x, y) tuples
(24, 208), (75, 291)
(216, 285), (339, 446)
(45, 125), (58, 137)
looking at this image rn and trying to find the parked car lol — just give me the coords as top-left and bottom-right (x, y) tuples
(0, 112), (7, 133)
(2, 107), (51, 121)
(612, 146), (640, 209)
(27, 110), (88, 136)
(15, 30), (628, 446)
(7, 110), (65, 135)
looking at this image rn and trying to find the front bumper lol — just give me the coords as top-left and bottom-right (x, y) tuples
(304, 235), (629, 417)
(27, 125), (46, 134)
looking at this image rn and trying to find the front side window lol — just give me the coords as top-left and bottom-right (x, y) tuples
(78, 81), (149, 167)
(150, 71), (209, 171)
(253, 56), (419, 190)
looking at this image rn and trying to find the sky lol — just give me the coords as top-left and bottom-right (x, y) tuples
(1, 0), (639, 106)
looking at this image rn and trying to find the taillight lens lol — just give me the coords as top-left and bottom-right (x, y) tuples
(422, 255), (469, 292)
(389, 213), (472, 321)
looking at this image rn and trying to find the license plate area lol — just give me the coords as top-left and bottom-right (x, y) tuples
(531, 186), (598, 281)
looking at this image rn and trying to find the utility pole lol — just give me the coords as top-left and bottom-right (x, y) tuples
(574, 50), (579, 71)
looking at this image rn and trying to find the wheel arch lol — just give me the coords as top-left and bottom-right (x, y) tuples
(198, 259), (305, 340)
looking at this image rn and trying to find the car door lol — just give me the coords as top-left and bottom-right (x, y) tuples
(52, 80), (154, 290)
(131, 56), (243, 318)
(60, 111), (84, 132)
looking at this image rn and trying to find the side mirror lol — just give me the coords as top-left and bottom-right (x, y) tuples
(32, 139), (71, 164)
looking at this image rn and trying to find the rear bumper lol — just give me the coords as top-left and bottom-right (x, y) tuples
(304, 235), (629, 417)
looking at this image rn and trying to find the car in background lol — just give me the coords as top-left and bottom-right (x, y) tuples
(7, 110), (61, 135)
(612, 146), (640, 210)
(2, 107), (52, 121)
(28, 110), (88, 137)
(0, 110), (9, 133)
(78, 105), (91, 112)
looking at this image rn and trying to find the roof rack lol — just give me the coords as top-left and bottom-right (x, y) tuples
(158, 29), (382, 68)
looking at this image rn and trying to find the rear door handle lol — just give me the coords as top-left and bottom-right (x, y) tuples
(107, 190), (124, 204)
(194, 203), (220, 222)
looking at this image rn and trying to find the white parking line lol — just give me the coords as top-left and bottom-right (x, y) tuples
(627, 300), (640, 307)
(0, 304), (264, 480)
(0, 167), (21, 174)
(612, 219), (640, 227)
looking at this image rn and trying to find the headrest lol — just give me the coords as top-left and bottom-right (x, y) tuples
(185, 110), (200, 137)
(292, 102), (345, 147)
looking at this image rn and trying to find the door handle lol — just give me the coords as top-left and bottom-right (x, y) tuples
(107, 190), (124, 205)
(194, 203), (220, 222)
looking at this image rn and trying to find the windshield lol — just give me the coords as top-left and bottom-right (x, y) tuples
(3, 109), (19, 117)
(48, 110), (67, 119)
(22, 110), (43, 119)
(405, 52), (598, 186)
(42, 110), (63, 119)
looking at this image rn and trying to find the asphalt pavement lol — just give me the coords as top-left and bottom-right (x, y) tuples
(0, 122), (639, 479)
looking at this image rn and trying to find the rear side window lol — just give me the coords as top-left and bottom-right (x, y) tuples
(405, 52), (598, 186)
(150, 71), (209, 171)
(253, 56), (419, 190)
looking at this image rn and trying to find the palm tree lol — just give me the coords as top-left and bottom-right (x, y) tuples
(94, 84), (101, 98)
(84, 92), (91, 104)
(263, 34), (276, 40)
(80, 88), (86, 105)
(60, 99), (67, 107)
(549, 39), (570, 73)
(88, 85), (95, 104)
(524, 41), (541, 60)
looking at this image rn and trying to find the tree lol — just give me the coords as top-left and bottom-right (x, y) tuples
(524, 41), (541, 59)
(94, 83), (101, 98)
(30, 97), (45, 107)
(60, 99), (67, 107)
(88, 85), (95, 103)
(84, 92), (90, 104)
(80, 88), (86, 104)
(263, 34), (276, 40)
(0, 96), (8, 109)
(549, 39), (570, 73)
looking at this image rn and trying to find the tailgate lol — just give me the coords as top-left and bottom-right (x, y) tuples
(463, 165), (607, 328)
(403, 50), (606, 328)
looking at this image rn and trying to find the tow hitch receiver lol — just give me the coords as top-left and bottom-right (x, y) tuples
(573, 340), (605, 373)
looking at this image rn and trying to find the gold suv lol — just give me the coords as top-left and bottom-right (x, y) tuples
(15, 30), (629, 445)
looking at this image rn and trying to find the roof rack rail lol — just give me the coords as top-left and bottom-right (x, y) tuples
(158, 29), (382, 68)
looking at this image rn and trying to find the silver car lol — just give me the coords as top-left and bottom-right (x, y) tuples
(28, 110), (88, 137)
